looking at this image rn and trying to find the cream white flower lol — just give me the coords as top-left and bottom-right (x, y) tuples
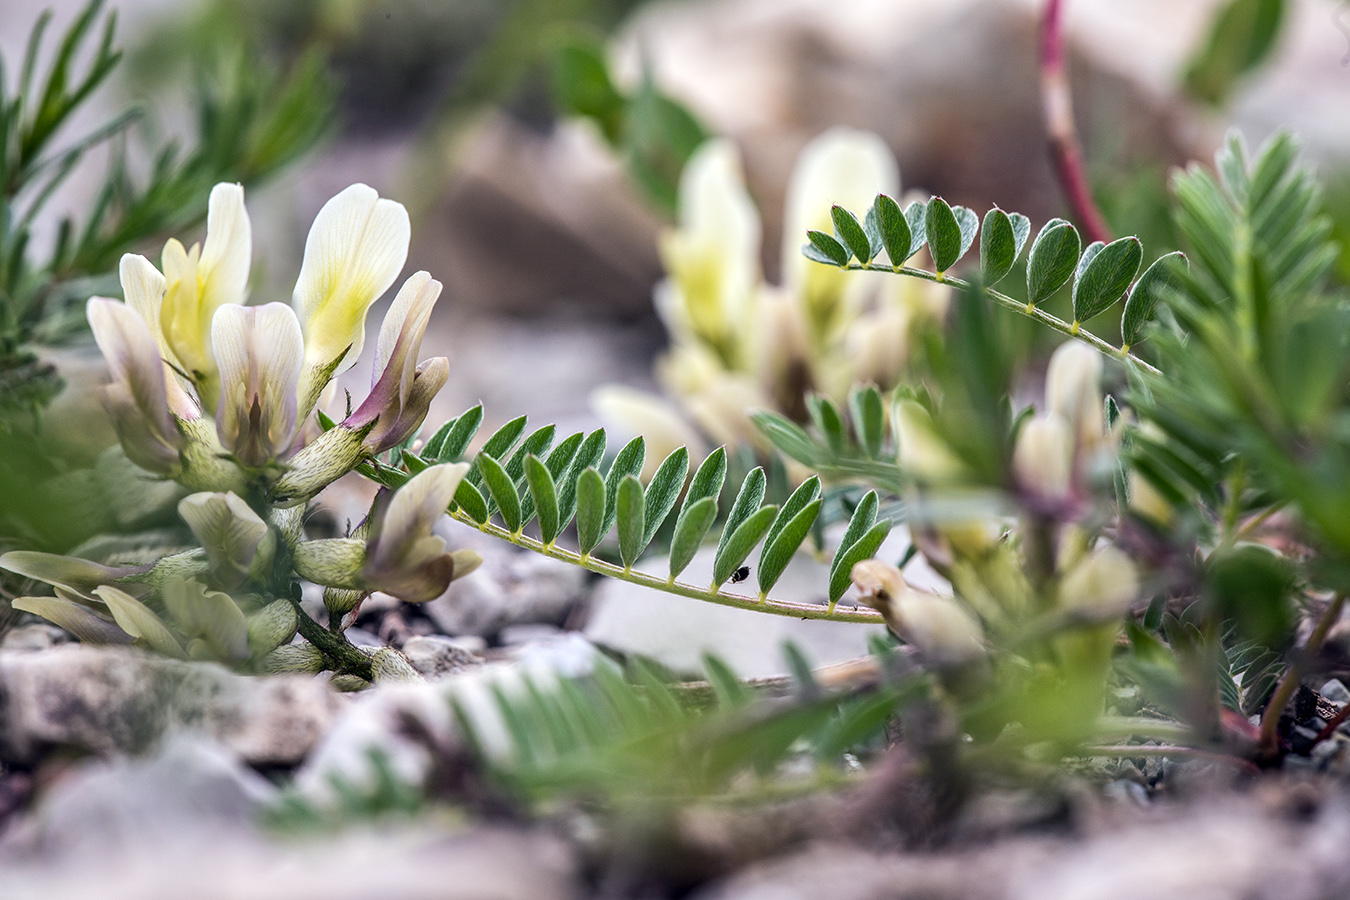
(178, 491), (276, 588)
(1058, 545), (1139, 618)
(159, 182), (252, 400)
(87, 297), (187, 474)
(1045, 340), (1105, 449)
(292, 183), (411, 411)
(1012, 412), (1075, 501)
(852, 559), (984, 663)
(211, 302), (304, 467)
(659, 139), (761, 358)
(894, 399), (963, 482)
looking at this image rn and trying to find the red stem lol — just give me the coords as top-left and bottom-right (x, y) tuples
(1039, 0), (1113, 245)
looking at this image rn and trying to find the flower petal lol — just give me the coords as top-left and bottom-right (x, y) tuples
(178, 491), (273, 588)
(0, 550), (150, 592)
(197, 183), (252, 316)
(212, 302), (304, 467)
(347, 271), (441, 441)
(94, 585), (187, 658)
(293, 184), (411, 391)
(12, 594), (134, 645)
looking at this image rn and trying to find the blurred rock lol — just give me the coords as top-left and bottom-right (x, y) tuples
(402, 634), (485, 678)
(0, 646), (343, 765)
(423, 520), (591, 640)
(0, 625), (73, 653)
(0, 736), (275, 862)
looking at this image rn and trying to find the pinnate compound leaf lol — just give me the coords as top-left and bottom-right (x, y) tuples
(849, 386), (885, 458)
(925, 197), (964, 272)
(1073, 236), (1143, 324)
(617, 475), (646, 567)
(831, 205), (873, 263)
(713, 505), (778, 588)
(828, 519), (893, 604)
(717, 467), (767, 559)
(576, 468), (606, 556)
(758, 498), (822, 597)
(525, 455), (561, 544)
(505, 425), (556, 485)
(642, 447), (689, 546)
(602, 436), (645, 538)
(1122, 251), (1188, 347)
(521, 430), (581, 525)
(873, 194), (912, 266)
(669, 496), (718, 580)
(467, 414), (527, 488)
(1026, 218), (1082, 306)
(805, 230), (848, 266)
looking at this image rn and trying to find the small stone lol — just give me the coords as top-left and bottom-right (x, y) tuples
(498, 624), (563, 646)
(1321, 679), (1350, 706)
(402, 634), (484, 678)
(0, 624), (72, 653)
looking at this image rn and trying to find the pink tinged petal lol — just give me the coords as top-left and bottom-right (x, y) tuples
(364, 356), (449, 453)
(347, 272), (442, 441)
(365, 463), (468, 602)
(212, 302), (304, 467)
(293, 183), (411, 377)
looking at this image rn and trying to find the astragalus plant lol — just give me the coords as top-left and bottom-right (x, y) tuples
(1, 182), (478, 683)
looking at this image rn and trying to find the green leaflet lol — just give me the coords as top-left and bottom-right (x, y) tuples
(807, 395), (848, 454)
(1026, 218), (1082, 306)
(861, 199), (886, 261)
(1122, 251), (1188, 347)
(712, 505), (778, 588)
(504, 425), (556, 485)
(642, 446), (690, 546)
(849, 386), (885, 459)
(525, 455), (561, 545)
(427, 404), (484, 461)
(872, 193), (912, 266)
(750, 412), (817, 466)
(827, 491), (879, 598)
(478, 452), (522, 533)
(521, 431), (581, 525)
(979, 208), (1029, 286)
(763, 476), (821, 552)
(575, 467), (606, 556)
(904, 201), (928, 259)
(454, 479), (489, 524)
(467, 414), (528, 488)
(1072, 236), (1142, 325)
(831, 205), (873, 263)
(717, 467), (767, 559)
(704, 653), (752, 707)
(669, 496), (718, 581)
(557, 429), (606, 530)
(828, 519), (892, 604)
(616, 475), (646, 568)
(757, 498), (822, 598)
(602, 436), (646, 539)
(804, 229), (848, 266)
(925, 197), (963, 272)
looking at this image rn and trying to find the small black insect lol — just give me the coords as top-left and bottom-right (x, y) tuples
(730, 565), (751, 584)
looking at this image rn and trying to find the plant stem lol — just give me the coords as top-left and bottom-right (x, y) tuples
(843, 262), (1161, 376)
(291, 598), (374, 681)
(1260, 592), (1346, 756)
(1039, 0), (1113, 245)
(448, 509), (887, 625)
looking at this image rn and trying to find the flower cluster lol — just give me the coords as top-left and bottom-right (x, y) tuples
(595, 128), (949, 463)
(1, 183), (477, 682)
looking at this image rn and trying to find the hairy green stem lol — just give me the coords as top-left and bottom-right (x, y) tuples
(842, 262), (1162, 376)
(291, 598), (374, 680)
(1259, 592), (1346, 756)
(448, 509), (886, 624)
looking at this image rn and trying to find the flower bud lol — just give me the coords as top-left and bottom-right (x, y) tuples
(1058, 545), (1138, 618)
(1045, 341), (1104, 448)
(852, 559), (984, 663)
(1012, 412), (1074, 500)
(893, 399), (963, 481)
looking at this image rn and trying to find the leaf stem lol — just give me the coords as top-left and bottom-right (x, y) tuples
(850, 262), (1161, 376)
(1259, 592), (1346, 756)
(448, 509), (886, 625)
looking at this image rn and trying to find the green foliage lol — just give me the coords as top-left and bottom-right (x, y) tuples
(1183, 0), (1287, 106)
